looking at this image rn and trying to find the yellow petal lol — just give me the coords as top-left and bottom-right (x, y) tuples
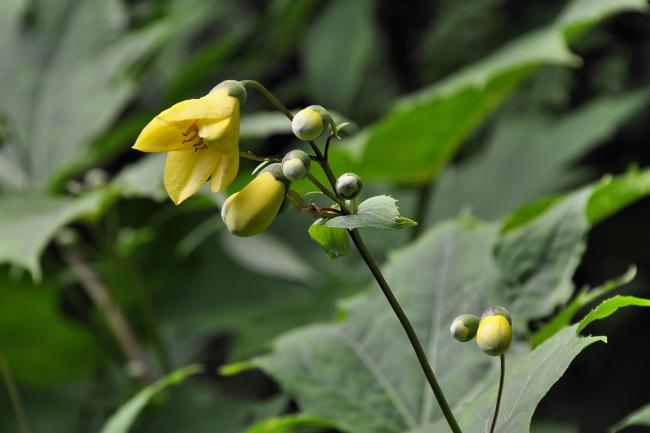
(133, 117), (191, 152)
(198, 117), (231, 141)
(221, 172), (285, 237)
(210, 147), (239, 192)
(164, 148), (220, 205)
(158, 88), (238, 123)
(206, 108), (240, 152)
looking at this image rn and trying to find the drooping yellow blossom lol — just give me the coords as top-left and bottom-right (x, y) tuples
(221, 164), (287, 237)
(133, 81), (245, 204)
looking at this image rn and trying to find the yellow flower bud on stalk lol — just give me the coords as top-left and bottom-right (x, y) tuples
(221, 164), (287, 237)
(476, 314), (512, 356)
(291, 106), (330, 141)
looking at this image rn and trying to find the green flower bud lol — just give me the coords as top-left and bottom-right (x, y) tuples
(282, 149), (311, 181)
(213, 80), (247, 105)
(476, 314), (512, 356)
(292, 106), (329, 141)
(481, 305), (512, 325)
(221, 166), (286, 237)
(336, 172), (363, 199)
(450, 314), (479, 342)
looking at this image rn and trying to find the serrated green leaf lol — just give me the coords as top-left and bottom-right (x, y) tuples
(531, 266), (636, 347)
(430, 92), (649, 224)
(0, 191), (106, 279)
(610, 404), (650, 432)
(577, 295), (650, 334)
(328, 0), (646, 185)
(587, 168), (650, 225)
(322, 196), (416, 231)
(99, 365), (202, 433)
(308, 223), (350, 260)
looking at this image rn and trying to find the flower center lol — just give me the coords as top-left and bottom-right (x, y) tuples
(182, 121), (208, 152)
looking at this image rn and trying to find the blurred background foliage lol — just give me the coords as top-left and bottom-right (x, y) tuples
(1, 0), (650, 432)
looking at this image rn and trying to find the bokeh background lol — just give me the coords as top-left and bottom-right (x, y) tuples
(1, 0), (650, 432)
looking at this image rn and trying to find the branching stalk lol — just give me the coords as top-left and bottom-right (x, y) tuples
(247, 82), (463, 433)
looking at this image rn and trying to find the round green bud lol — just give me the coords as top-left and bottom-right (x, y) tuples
(450, 314), (479, 342)
(213, 80), (247, 105)
(476, 315), (512, 356)
(336, 172), (363, 199)
(481, 305), (512, 325)
(282, 149), (311, 181)
(292, 106), (327, 141)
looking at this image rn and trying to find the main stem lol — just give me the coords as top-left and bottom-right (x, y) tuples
(247, 80), (462, 432)
(348, 230), (463, 433)
(490, 355), (505, 433)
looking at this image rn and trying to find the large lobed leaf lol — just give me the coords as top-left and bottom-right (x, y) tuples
(247, 168), (650, 433)
(0, 191), (106, 279)
(0, 0), (166, 189)
(327, 0), (647, 185)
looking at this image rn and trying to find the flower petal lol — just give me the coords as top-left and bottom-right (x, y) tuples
(133, 117), (190, 152)
(210, 147), (239, 192)
(158, 88), (238, 123)
(207, 108), (240, 153)
(164, 148), (219, 205)
(198, 117), (231, 141)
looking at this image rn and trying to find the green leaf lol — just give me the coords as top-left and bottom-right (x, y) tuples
(0, 192), (106, 279)
(531, 266), (636, 347)
(577, 295), (650, 334)
(610, 404), (650, 432)
(587, 167), (650, 225)
(302, 0), (376, 113)
(0, 0), (166, 188)
(429, 92), (649, 224)
(252, 211), (616, 433)
(321, 196), (417, 231)
(243, 415), (340, 433)
(99, 365), (202, 433)
(308, 223), (350, 260)
(329, 0), (646, 185)
(112, 154), (167, 202)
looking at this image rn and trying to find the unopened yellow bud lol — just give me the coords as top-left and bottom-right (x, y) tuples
(221, 168), (286, 237)
(450, 314), (479, 342)
(476, 315), (512, 356)
(292, 106), (327, 141)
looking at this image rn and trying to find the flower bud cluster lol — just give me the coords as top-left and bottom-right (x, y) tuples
(450, 305), (512, 357)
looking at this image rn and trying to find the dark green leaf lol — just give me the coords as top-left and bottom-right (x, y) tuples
(577, 295), (650, 334)
(308, 223), (350, 260)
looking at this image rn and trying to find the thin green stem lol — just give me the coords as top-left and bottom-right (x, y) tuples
(240, 80), (294, 121)
(0, 352), (31, 433)
(348, 230), (463, 433)
(490, 355), (506, 433)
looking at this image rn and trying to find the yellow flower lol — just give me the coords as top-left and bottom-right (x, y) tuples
(133, 81), (245, 205)
(221, 164), (287, 237)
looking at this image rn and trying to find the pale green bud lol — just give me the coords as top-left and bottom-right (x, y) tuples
(292, 106), (329, 141)
(213, 80), (247, 105)
(336, 172), (363, 199)
(450, 314), (479, 342)
(221, 166), (286, 237)
(282, 149), (311, 181)
(476, 314), (512, 356)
